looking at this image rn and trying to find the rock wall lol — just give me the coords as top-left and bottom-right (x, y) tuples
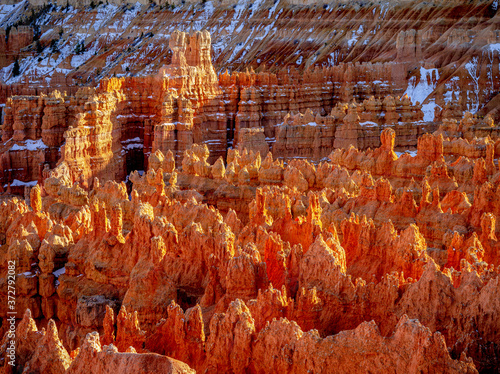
(0, 25), (33, 69)
(0, 30), (430, 189)
(273, 95), (428, 161)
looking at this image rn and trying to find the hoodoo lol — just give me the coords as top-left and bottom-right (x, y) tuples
(1, 0), (500, 373)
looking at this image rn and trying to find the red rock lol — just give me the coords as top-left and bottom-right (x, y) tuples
(68, 331), (195, 374)
(3, 3), (500, 372)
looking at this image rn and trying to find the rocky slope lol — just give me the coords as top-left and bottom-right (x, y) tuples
(1, 0), (500, 114)
(1, 0), (500, 373)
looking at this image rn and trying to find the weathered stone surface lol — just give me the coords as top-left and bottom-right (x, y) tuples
(3, 1), (500, 373)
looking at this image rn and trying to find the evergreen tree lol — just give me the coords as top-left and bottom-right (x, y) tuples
(35, 40), (43, 54)
(12, 59), (20, 77)
(50, 39), (59, 53)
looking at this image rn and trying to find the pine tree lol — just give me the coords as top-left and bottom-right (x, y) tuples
(35, 40), (43, 54)
(12, 59), (20, 77)
(50, 39), (59, 53)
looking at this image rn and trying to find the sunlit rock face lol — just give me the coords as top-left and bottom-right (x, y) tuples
(1, 1), (500, 373)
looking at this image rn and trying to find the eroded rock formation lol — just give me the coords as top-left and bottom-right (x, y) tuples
(1, 1), (500, 373)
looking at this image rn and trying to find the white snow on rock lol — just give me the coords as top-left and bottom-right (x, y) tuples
(1, 2), (143, 84)
(395, 150), (417, 158)
(465, 57), (480, 113)
(268, 0), (280, 18)
(0, 1), (26, 27)
(488, 43), (500, 52)
(122, 137), (141, 143)
(404, 67), (438, 105)
(360, 121), (378, 127)
(404, 67), (439, 121)
(53, 267), (66, 277)
(443, 76), (460, 104)
(10, 139), (48, 151)
(421, 100), (440, 122)
(19, 271), (36, 277)
(93, 4), (120, 32)
(347, 25), (363, 48)
(8, 179), (38, 187)
(124, 143), (143, 150)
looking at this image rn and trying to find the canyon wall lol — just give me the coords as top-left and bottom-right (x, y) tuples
(1, 1), (500, 373)
(0, 30), (434, 189)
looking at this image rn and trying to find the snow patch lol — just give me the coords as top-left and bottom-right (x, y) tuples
(487, 43), (500, 52)
(124, 143), (143, 150)
(347, 25), (363, 48)
(40, 28), (54, 39)
(19, 271), (36, 278)
(395, 150), (417, 158)
(379, 1), (390, 18)
(8, 180), (38, 187)
(93, 4), (120, 31)
(404, 67), (439, 120)
(360, 121), (378, 127)
(122, 137), (141, 143)
(268, 0), (280, 18)
(53, 267), (66, 277)
(203, 1), (215, 18)
(10, 139), (48, 151)
(422, 100), (440, 122)
(0, 1), (26, 27)
(228, 25), (255, 63)
(465, 57), (479, 113)
(328, 50), (340, 66)
(444, 76), (460, 104)
(250, 0), (265, 12)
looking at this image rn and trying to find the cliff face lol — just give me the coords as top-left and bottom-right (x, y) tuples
(273, 96), (426, 161)
(0, 31), (430, 189)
